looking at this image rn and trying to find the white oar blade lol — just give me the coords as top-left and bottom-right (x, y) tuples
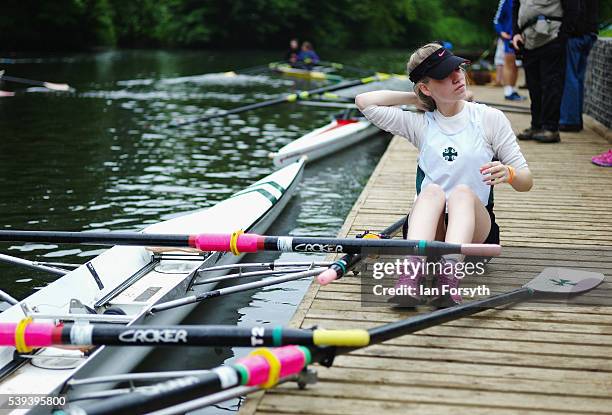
(43, 82), (71, 91)
(524, 267), (604, 294)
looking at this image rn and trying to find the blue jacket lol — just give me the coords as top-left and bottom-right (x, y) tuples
(297, 50), (319, 65)
(493, 0), (513, 36)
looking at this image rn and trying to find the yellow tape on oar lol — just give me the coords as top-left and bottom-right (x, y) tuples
(249, 347), (281, 388)
(361, 233), (381, 240)
(230, 230), (244, 256)
(375, 72), (392, 81)
(15, 317), (33, 353)
(313, 329), (370, 346)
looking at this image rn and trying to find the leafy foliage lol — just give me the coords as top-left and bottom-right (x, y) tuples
(1, 0), (609, 52)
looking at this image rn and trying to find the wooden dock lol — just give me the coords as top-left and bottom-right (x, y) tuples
(240, 85), (612, 415)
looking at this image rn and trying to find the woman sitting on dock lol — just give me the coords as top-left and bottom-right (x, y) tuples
(355, 42), (533, 308)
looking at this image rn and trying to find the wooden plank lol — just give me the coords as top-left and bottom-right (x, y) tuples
(263, 382), (612, 413)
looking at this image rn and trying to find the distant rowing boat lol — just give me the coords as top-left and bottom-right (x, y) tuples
(270, 112), (380, 167)
(268, 62), (344, 82)
(0, 159), (305, 401)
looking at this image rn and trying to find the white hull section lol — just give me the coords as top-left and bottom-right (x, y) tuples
(271, 119), (379, 167)
(0, 159), (305, 404)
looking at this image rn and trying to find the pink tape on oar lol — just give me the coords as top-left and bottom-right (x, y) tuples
(461, 244), (502, 257)
(0, 323), (18, 346)
(275, 345), (308, 377)
(0, 322), (55, 347)
(236, 345), (308, 387)
(317, 269), (339, 285)
(193, 233), (260, 253)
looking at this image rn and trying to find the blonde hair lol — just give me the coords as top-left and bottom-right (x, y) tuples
(407, 43), (443, 112)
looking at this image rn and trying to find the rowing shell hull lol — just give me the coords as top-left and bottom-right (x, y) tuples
(0, 159), (305, 409)
(268, 63), (339, 81)
(270, 119), (380, 167)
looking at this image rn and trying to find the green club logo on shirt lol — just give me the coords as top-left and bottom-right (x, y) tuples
(442, 147), (458, 161)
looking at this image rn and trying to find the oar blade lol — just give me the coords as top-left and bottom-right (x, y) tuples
(42, 82), (70, 91)
(524, 267), (604, 294)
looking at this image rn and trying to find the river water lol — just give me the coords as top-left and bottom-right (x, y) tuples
(0, 49), (407, 412)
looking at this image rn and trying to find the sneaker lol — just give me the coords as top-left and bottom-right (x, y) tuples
(387, 256), (425, 308)
(430, 259), (463, 308)
(517, 127), (541, 140)
(533, 130), (561, 143)
(559, 124), (582, 132)
(591, 150), (612, 167)
(504, 92), (526, 101)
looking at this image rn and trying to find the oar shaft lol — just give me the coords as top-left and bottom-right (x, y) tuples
(367, 287), (531, 344)
(318, 216), (407, 285)
(64, 345), (311, 415)
(0, 75), (45, 86)
(0, 252), (68, 276)
(0, 230), (500, 257)
(0, 322), (367, 348)
(173, 75), (384, 127)
(0, 230), (190, 247)
(151, 268), (323, 312)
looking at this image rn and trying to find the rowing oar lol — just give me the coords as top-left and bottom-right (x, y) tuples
(319, 61), (371, 75)
(318, 216), (406, 285)
(61, 267), (603, 415)
(0, 252), (68, 276)
(170, 73), (392, 127)
(0, 71), (70, 91)
(222, 63), (271, 76)
(0, 322), (370, 350)
(151, 267), (326, 312)
(0, 230), (500, 257)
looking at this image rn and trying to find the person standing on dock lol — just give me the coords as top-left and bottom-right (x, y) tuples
(493, 0), (526, 101)
(296, 41), (320, 69)
(512, 0), (579, 143)
(559, 0), (599, 132)
(355, 43), (533, 308)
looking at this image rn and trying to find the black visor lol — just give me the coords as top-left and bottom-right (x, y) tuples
(409, 48), (469, 83)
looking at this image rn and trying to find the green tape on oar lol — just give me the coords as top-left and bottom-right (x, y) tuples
(312, 329), (370, 346)
(234, 363), (250, 385)
(418, 240), (427, 255)
(272, 326), (283, 347)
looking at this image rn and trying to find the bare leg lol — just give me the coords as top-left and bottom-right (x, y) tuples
(503, 53), (518, 88)
(431, 185), (491, 308)
(407, 184), (446, 241)
(445, 185), (491, 244)
(390, 184), (446, 307)
(495, 65), (504, 86)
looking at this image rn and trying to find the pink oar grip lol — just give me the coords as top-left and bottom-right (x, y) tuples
(193, 233), (260, 252)
(0, 322), (55, 347)
(461, 244), (502, 257)
(317, 269), (339, 285)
